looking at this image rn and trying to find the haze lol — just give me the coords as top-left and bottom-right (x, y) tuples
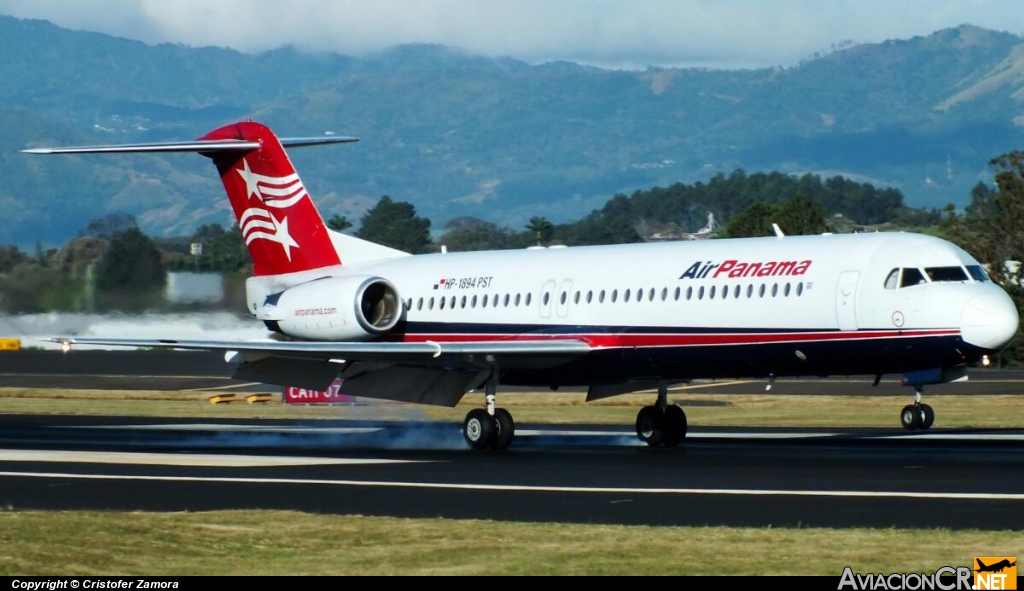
(1, 0), (1023, 69)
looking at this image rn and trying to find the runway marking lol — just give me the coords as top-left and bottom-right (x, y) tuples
(0, 450), (426, 467)
(517, 429), (837, 439)
(0, 470), (1021, 501)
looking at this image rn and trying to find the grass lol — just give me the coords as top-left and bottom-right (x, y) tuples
(1, 386), (1022, 575)
(0, 510), (1021, 575)
(3, 386), (1024, 429)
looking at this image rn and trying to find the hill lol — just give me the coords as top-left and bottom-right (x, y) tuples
(1, 16), (1022, 246)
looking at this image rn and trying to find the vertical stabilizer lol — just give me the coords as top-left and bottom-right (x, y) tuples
(198, 121), (341, 276)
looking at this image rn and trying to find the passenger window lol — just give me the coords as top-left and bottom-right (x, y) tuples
(784, 283), (791, 297)
(515, 293), (521, 306)
(587, 290), (593, 303)
(759, 284), (766, 298)
(574, 291), (581, 304)
(636, 289), (643, 302)
(674, 287), (681, 301)
(543, 292), (550, 305)
(746, 285), (753, 298)
(721, 285), (728, 299)
(771, 284), (778, 297)
(925, 266), (968, 282)
(481, 295), (488, 307)
(796, 283), (804, 297)
(417, 298), (423, 311)
(698, 286), (705, 300)
(504, 294), (510, 307)
(611, 289), (618, 303)
(599, 290), (606, 303)
(900, 268), (926, 288)
(624, 289), (631, 302)
(439, 297), (446, 310)
(649, 288), (656, 301)
(662, 288), (668, 301)
(560, 292), (567, 305)
(709, 286), (716, 299)
(429, 297), (435, 310)
(526, 293), (532, 306)
(460, 296), (467, 308)
(471, 295), (478, 308)
(686, 287), (693, 300)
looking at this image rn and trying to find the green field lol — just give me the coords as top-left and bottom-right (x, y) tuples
(1, 387), (1022, 575)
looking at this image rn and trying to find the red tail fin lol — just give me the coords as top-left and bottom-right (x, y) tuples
(198, 122), (342, 276)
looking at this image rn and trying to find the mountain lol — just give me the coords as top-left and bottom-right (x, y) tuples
(0, 16), (1022, 247)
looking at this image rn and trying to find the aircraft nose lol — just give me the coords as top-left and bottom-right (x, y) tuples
(961, 291), (1019, 351)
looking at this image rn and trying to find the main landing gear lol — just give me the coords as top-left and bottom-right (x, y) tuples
(462, 372), (515, 450)
(635, 384), (688, 446)
(899, 387), (935, 431)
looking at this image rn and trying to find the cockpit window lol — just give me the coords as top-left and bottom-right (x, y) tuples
(900, 268), (926, 288)
(967, 265), (989, 282)
(925, 266), (968, 282)
(884, 268), (899, 290)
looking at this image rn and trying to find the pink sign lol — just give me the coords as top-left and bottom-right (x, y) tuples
(283, 379), (355, 404)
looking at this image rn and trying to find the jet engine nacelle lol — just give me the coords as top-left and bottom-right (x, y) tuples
(259, 275), (403, 340)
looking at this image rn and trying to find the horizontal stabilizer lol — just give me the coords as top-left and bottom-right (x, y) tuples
(22, 136), (356, 155)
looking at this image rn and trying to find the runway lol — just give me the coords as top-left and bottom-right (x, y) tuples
(0, 414), (1022, 530)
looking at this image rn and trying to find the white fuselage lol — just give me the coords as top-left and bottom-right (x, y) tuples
(245, 232), (1018, 385)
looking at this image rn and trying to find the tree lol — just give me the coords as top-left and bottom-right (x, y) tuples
(0, 245), (27, 274)
(327, 215), (353, 232)
(939, 151), (1024, 364)
(356, 196), (431, 254)
(80, 214), (138, 241)
(438, 217), (519, 252)
(94, 228), (166, 293)
(525, 216), (554, 246)
(775, 193), (830, 236)
(724, 200), (778, 238)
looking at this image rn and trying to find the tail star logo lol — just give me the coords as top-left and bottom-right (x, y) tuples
(235, 159), (306, 259)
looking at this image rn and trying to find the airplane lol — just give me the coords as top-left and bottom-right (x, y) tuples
(24, 120), (1020, 450)
(976, 558), (1016, 573)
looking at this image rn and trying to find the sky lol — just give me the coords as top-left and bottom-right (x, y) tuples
(0, 0), (1022, 69)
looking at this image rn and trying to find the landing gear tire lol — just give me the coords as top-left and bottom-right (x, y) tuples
(918, 404), (935, 430)
(636, 406), (667, 446)
(492, 408), (515, 450)
(464, 408), (496, 450)
(900, 405), (921, 431)
(663, 405), (688, 446)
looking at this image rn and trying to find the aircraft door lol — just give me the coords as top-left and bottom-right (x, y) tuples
(556, 280), (573, 318)
(540, 279), (556, 319)
(836, 271), (860, 331)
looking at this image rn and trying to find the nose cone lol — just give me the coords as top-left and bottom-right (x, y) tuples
(961, 291), (1019, 351)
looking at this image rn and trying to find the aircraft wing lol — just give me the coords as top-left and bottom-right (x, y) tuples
(46, 337), (591, 407)
(47, 336), (590, 360)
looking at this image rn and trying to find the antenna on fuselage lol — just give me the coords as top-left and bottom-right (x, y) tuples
(772, 223), (785, 240)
